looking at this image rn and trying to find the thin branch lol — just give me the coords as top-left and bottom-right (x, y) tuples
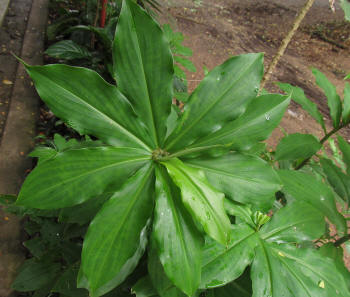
(334, 234), (350, 247)
(259, 0), (316, 93)
(295, 123), (347, 170)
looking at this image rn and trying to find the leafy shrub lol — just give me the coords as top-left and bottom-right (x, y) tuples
(10, 0), (350, 296)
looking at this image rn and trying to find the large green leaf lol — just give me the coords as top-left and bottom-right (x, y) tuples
(277, 82), (325, 132)
(181, 94), (290, 153)
(275, 133), (321, 161)
(201, 200), (325, 290)
(338, 135), (350, 174)
(205, 271), (252, 297)
(186, 153), (281, 211)
(259, 201), (325, 244)
(113, 0), (173, 146)
(162, 158), (231, 245)
(45, 40), (92, 60)
(153, 166), (203, 296)
(200, 224), (258, 289)
(165, 53), (263, 152)
(148, 247), (187, 297)
(78, 164), (155, 297)
(312, 68), (342, 128)
(278, 170), (346, 235)
(17, 147), (150, 209)
(251, 242), (350, 297)
(320, 158), (350, 204)
(24, 64), (152, 150)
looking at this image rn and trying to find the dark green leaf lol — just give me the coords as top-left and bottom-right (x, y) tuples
(182, 94), (290, 152)
(68, 25), (112, 50)
(52, 266), (88, 297)
(224, 199), (254, 227)
(153, 166), (203, 296)
(166, 53), (264, 152)
(17, 147), (150, 209)
(259, 201), (325, 244)
(277, 82), (325, 132)
(59, 193), (111, 225)
(251, 242), (350, 297)
(25, 64), (152, 150)
(186, 152), (281, 211)
(162, 158), (231, 245)
(79, 164), (154, 297)
(320, 158), (350, 204)
(148, 247), (186, 297)
(275, 133), (321, 161)
(206, 270), (252, 297)
(342, 83), (350, 124)
(132, 276), (158, 297)
(23, 237), (46, 258)
(113, 0), (174, 146)
(278, 170), (346, 235)
(337, 135), (350, 174)
(200, 224), (258, 289)
(312, 68), (342, 128)
(45, 40), (92, 60)
(12, 258), (61, 292)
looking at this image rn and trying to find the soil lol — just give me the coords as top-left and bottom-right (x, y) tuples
(160, 0), (350, 147)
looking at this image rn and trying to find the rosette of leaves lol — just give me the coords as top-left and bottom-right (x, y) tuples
(15, 1), (350, 296)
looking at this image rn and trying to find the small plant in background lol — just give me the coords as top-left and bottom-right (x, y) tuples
(5, 0), (350, 297)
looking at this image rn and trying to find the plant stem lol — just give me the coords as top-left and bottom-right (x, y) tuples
(259, 0), (315, 93)
(334, 234), (350, 247)
(295, 123), (347, 170)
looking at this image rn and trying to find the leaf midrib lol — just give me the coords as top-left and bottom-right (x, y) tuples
(166, 56), (261, 150)
(28, 155), (150, 196)
(129, 6), (158, 146)
(93, 165), (153, 287)
(36, 71), (151, 151)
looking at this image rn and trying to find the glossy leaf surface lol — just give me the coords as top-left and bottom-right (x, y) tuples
(166, 53), (263, 152)
(278, 170), (346, 234)
(200, 224), (258, 289)
(153, 166), (203, 296)
(277, 82), (325, 132)
(79, 164), (154, 297)
(148, 247), (187, 297)
(186, 153), (281, 211)
(162, 158), (231, 245)
(17, 147), (150, 209)
(320, 158), (350, 203)
(312, 68), (342, 128)
(24, 64), (151, 150)
(113, 0), (173, 146)
(251, 242), (350, 297)
(275, 133), (321, 161)
(259, 201), (325, 244)
(184, 94), (290, 152)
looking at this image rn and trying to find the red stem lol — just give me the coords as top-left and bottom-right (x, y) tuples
(100, 0), (108, 28)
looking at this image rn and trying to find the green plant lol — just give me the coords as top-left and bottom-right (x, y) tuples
(12, 1), (350, 297)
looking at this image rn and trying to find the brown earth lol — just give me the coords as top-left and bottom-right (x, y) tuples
(160, 0), (350, 148)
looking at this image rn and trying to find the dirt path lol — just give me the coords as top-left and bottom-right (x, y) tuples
(161, 0), (350, 147)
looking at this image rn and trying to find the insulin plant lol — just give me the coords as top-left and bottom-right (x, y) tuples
(14, 0), (350, 296)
